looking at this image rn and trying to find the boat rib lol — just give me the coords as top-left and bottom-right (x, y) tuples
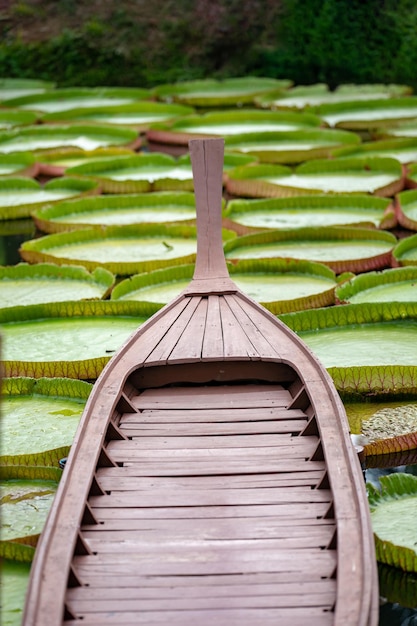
(23, 138), (378, 626)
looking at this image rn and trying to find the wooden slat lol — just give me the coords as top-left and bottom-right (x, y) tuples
(67, 579), (336, 600)
(119, 420), (308, 436)
(64, 608), (335, 626)
(144, 297), (202, 365)
(219, 296), (260, 359)
(95, 470), (326, 490)
(115, 459), (327, 476)
(107, 432), (316, 449)
(120, 406), (301, 423)
(201, 295), (224, 359)
(167, 297), (208, 363)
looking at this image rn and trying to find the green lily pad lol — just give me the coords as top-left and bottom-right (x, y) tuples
(0, 263), (114, 309)
(224, 226), (397, 273)
(0, 152), (38, 177)
(34, 146), (135, 177)
(279, 302), (417, 393)
(0, 300), (157, 379)
(223, 128), (360, 164)
(0, 78), (55, 101)
(1, 377), (91, 465)
(0, 124), (140, 154)
(0, 108), (39, 130)
(1, 559), (32, 626)
(333, 137), (417, 165)
(19, 223), (207, 274)
(0, 177), (99, 220)
(65, 153), (193, 193)
(336, 267), (417, 304)
(226, 156), (404, 198)
(154, 77), (292, 107)
(368, 472), (417, 572)
(2, 86), (151, 112)
(255, 83), (412, 111)
(315, 97), (417, 130)
(41, 101), (195, 129)
(146, 108), (323, 145)
(396, 189), (417, 231)
(0, 472), (59, 543)
(32, 191), (206, 233)
(393, 232), (417, 266)
(112, 258), (338, 313)
(224, 194), (395, 232)
(405, 163), (417, 189)
(374, 120), (417, 140)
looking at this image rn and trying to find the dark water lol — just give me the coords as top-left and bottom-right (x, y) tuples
(1, 227), (417, 624)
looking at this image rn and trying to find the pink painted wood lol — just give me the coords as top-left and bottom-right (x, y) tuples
(23, 138), (378, 626)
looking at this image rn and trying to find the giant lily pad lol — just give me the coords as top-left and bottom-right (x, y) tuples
(0, 263), (114, 309)
(146, 108), (323, 146)
(41, 101), (195, 130)
(255, 83), (412, 111)
(2, 87), (151, 112)
(336, 267), (417, 304)
(393, 233), (417, 266)
(154, 77), (292, 107)
(342, 394), (417, 457)
(0, 123), (141, 154)
(224, 226), (397, 273)
(1, 559), (32, 626)
(333, 137), (417, 166)
(395, 189), (417, 230)
(405, 163), (417, 189)
(34, 146), (135, 177)
(315, 97), (417, 130)
(111, 258), (339, 313)
(222, 128), (360, 164)
(368, 473), (417, 572)
(226, 156), (404, 198)
(374, 120), (417, 140)
(224, 194), (395, 233)
(0, 152), (38, 177)
(65, 153), (193, 193)
(0, 78), (55, 101)
(0, 108), (39, 130)
(0, 300), (157, 379)
(0, 177), (99, 220)
(0, 466), (60, 550)
(1, 377), (91, 466)
(32, 191), (206, 233)
(18, 223), (233, 274)
(279, 302), (417, 393)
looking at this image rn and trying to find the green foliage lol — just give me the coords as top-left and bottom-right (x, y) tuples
(0, 0), (416, 89)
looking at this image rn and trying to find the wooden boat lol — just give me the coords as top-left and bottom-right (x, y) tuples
(23, 138), (378, 626)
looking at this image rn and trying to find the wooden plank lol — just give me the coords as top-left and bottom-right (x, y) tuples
(67, 579), (336, 600)
(201, 295), (224, 359)
(90, 502), (332, 520)
(95, 470), (326, 490)
(107, 433), (317, 450)
(221, 296), (260, 359)
(82, 516), (335, 536)
(68, 590), (336, 611)
(120, 406), (302, 423)
(167, 297), (208, 363)
(115, 459), (327, 476)
(89, 486), (332, 508)
(64, 608), (335, 626)
(144, 297), (202, 365)
(225, 294), (281, 360)
(119, 420), (308, 436)
(83, 528), (334, 550)
(73, 548), (337, 575)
